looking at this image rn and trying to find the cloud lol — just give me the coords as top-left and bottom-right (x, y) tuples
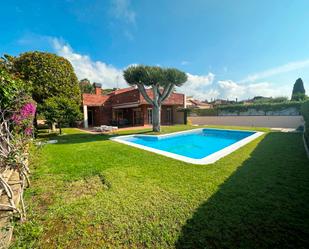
(177, 73), (216, 100)
(52, 38), (127, 89)
(241, 59), (309, 83)
(216, 80), (290, 100)
(178, 77), (291, 101)
(110, 0), (136, 24)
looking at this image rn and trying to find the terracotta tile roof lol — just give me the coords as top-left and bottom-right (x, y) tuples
(83, 87), (185, 106)
(82, 93), (109, 106)
(109, 86), (136, 95)
(189, 99), (210, 106)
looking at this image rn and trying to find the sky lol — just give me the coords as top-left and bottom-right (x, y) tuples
(1, 0), (309, 101)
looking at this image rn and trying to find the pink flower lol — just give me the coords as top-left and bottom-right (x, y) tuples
(20, 103), (36, 118)
(11, 113), (22, 124)
(24, 127), (33, 136)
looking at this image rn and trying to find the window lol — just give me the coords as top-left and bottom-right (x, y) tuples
(167, 108), (172, 124)
(133, 108), (142, 125)
(147, 108), (153, 124)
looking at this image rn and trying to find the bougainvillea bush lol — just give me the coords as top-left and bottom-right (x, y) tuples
(0, 67), (36, 220)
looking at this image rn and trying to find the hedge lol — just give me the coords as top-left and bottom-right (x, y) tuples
(189, 108), (218, 116)
(217, 101), (303, 113)
(301, 100), (309, 146)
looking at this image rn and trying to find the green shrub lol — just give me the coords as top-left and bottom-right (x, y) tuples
(301, 100), (309, 146)
(0, 68), (30, 109)
(217, 101), (302, 113)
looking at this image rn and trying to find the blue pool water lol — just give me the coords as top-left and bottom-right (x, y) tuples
(121, 129), (255, 159)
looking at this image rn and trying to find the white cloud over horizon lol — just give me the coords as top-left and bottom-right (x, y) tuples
(52, 38), (127, 89)
(216, 80), (291, 100)
(177, 73), (217, 99)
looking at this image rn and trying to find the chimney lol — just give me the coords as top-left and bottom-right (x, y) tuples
(93, 83), (102, 95)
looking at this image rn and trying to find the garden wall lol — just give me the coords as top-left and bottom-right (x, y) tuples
(216, 101), (302, 116)
(218, 107), (300, 116)
(189, 116), (304, 128)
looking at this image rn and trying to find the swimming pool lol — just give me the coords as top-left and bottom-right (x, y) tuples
(110, 128), (264, 164)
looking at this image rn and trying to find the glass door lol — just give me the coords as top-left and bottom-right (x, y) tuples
(133, 109), (142, 125)
(167, 108), (172, 124)
(147, 108), (153, 124)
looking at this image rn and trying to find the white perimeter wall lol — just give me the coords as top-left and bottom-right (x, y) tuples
(189, 116), (304, 128)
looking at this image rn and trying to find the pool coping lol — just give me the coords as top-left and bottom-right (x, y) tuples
(110, 128), (264, 165)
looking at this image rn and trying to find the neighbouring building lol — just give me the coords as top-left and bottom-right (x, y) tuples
(210, 99), (236, 106)
(186, 96), (213, 109)
(82, 83), (185, 128)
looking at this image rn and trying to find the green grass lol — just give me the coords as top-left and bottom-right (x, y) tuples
(11, 125), (309, 248)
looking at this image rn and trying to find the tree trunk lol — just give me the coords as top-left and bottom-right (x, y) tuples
(152, 104), (161, 132)
(51, 123), (56, 131)
(33, 111), (38, 138)
(58, 122), (62, 135)
(136, 83), (174, 133)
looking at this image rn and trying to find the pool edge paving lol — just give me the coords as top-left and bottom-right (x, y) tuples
(110, 128), (265, 165)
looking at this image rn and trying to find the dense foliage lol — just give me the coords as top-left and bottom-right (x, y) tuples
(190, 101), (304, 116)
(189, 108), (218, 116)
(251, 96), (289, 103)
(301, 100), (309, 145)
(0, 68), (30, 109)
(217, 101), (302, 113)
(13, 51), (81, 105)
(292, 78), (306, 101)
(0, 67), (35, 221)
(79, 78), (94, 94)
(124, 65), (187, 131)
(42, 96), (82, 134)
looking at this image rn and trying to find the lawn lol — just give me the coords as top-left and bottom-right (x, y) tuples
(11, 125), (309, 248)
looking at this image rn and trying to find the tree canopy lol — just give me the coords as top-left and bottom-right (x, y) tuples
(12, 51), (81, 105)
(0, 68), (31, 110)
(42, 96), (82, 134)
(292, 78), (306, 101)
(79, 78), (95, 94)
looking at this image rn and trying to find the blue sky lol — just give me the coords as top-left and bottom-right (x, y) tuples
(1, 0), (309, 100)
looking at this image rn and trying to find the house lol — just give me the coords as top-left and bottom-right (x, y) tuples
(186, 96), (213, 109)
(82, 83), (185, 128)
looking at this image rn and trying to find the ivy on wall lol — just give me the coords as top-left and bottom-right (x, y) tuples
(301, 100), (309, 146)
(217, 101), (303, 113)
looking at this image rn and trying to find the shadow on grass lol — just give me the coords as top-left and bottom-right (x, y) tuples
(38, 129), (156, 145)
(176, 132), (309, 249)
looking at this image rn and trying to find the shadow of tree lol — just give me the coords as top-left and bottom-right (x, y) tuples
(38, 129), (155, 145)
(176, 133), (309, 249)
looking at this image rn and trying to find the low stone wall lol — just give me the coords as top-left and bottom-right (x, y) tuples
(0, 168), (23, 249)
(189, 116), (304, 128)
